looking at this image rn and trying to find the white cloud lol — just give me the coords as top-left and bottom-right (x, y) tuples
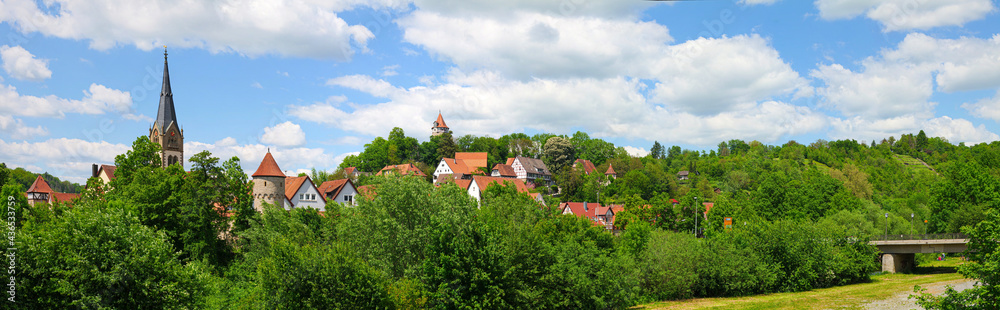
(0, 115), (47, 139)
(0, 0), (410, 60)
(829, 115), (998, 145)
(0, 45), (51, 81)
(963, 90), (1000, 121)
(0, 138), (130, 183)
(622, 146), (648, 157)
(260, 121), (306, 147)
(295, 72), (826, 146)
(400, 11), (673, 80)
(815, 0), (995, 31)
(811, 62), (935, 119)
(251, 82), (263, 89)
(185, 138), (344, 177)
(650, 35), (809, 115)
(411, 0), (653, 19)
(0, 83), (133, 118)
(327, 74), (401, 97)
(883, 33), (1000, 93)
(381, 64), (399, 77)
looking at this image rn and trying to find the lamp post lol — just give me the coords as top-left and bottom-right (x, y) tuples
(910, 213), (914, 236)
(885, 213), (889, 238)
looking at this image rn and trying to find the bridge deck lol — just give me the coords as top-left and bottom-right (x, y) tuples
(870, 239), (968, 254)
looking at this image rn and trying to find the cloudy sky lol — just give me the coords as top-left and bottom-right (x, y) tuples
(1, 0), (999, 183)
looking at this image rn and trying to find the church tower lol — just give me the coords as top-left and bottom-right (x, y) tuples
(431, 112), (449, 136)
(251, 150), (286, 212)
(149, 47), (184, 167)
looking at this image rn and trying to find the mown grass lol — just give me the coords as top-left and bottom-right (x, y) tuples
(638, 258), (967, 310)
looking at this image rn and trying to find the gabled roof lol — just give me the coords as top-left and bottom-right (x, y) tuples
(456, 152), (487, 172)
(433, 112), (449, 129)
(605, 164), (616, 175)
(441, 158), (471, 175)
(491, 164), (516, 177)
(511, 156), (550, 176)
(154, 47), (178, 134)
(560, 202), (599, 219)
(252, 152), (285, 177)
(98, 164), (117, 179)
(678, 170), (689, 176)
(575, 159), (596, 174)
(285, 175), (326, 203)
(318, 179), (354, 198)
(27, 175), (53, 193)
(344, 167), (357, 175)
(471, 175), (529, 194)
(377, 163), (426, 176)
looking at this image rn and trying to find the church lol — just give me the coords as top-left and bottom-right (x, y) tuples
(149, 47), (184, 167)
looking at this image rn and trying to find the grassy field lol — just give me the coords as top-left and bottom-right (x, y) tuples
(638, 258), (968, 310)
(893, 154), (937, 174)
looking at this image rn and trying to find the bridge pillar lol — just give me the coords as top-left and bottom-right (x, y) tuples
(881, 253), (915, 273)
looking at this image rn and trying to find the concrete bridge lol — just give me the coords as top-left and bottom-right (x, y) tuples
(870, 234), (968, 273)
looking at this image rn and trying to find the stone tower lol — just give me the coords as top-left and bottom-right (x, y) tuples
(251, 150), (286, 212)
(431, 112), (449, 136)
(149, 47), (184, 167)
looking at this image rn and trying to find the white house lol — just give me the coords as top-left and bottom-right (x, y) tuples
(318, 179), (358, 206)
(506, 156), (553, 186)
(285, 176), (326, 211)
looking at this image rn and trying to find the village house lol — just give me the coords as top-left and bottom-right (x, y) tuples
(377, 163), (426, 177)
(506, 156), (553, 187)
(317, 179), (358, 206)
(574, 159), (596, 174)
(559, 201), (622, 230)
(25, 175), (80, 206)
(490, 163), (516, 178)
(285, 175), (326, 211)
(433, 152), (488, 183)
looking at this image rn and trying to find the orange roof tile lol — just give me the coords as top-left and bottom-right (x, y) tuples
(318, 179), (354, 198)
(99, 164), (117, 179)
(52, 193), (79, 203)
(575, 159), (596, 174)
(377, 163), (426, 176)
(491, 164), (516, 177)
(441, 158), (471, 175)
(27, 175), (53, 193)
(284, 176), (308, 201)
(472, 175), (529, 194)
(252, 152), (285, 177)
(605, 164), (616, 175)
(434, 112), (449, 129)
(456, 152), (487, 172)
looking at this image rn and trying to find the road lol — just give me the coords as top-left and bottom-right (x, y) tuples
(861, 278), (976, 310)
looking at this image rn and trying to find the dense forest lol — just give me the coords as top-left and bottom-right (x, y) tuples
(2, 129), (998, 309)
(0, 163), (83, 193)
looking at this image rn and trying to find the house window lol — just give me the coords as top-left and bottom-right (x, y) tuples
(345, 195), (353, 202)
(300, 194), (304, 200)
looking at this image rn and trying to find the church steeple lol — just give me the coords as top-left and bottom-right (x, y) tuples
(149, 46), (184, 168)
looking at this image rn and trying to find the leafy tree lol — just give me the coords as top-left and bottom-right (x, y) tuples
(650, 141), (665, 160)
(914, 208), (1000, 309)
(436, 131), (457, 161)
(19, 203), (207, 309)
(543, 136), (576, 174)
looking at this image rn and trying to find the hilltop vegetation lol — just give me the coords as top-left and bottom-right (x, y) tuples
(0, 163), (83, 193)
(3, 129), (999, 309)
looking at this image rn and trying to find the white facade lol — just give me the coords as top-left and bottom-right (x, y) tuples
(433, 160), (454, 183)
(330, 182), (358, 206)
(288, 178), (326, 211)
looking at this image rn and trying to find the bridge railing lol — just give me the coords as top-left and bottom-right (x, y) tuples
(874, 233), (968, 241)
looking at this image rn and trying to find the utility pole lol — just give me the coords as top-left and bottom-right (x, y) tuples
(885, 213), (889, 238)
(910, 213), (914, 236)
(694, 196), (699, 237)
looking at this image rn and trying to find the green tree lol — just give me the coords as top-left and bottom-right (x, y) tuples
(651, 141), (665, 160)
(19, 203), (207, 309)
(543, 136), (576, 174)
(436, 131), (457, 161)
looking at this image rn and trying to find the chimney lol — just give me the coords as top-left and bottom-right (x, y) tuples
(92, 164), (99, 178)
(584, 202), (588, 212)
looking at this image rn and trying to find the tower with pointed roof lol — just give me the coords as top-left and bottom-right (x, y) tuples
(251, 150), (286, 212)
(149, 47), (184, 168)
(431, 112), (449, 136)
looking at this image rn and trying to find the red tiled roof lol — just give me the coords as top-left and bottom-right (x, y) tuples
(575, 159), (596, 174)
(455, 179), (472, 190)
(605, 164), (616, 175)
(357, 185), (377, 200)
(318, 179), (349, 196)
(505, 158), (515, 165)
(377, 163), (426, 176)
(472, 175), (529, 194)
(284, 176), (308, 201)
(344, 167), (356, 175)
(252, 152), (285, 177)
(27, 175), (52, 193)
(560, 202), (600, 220)
(703, 202), (714, 215)
(52, 193), (79, 203)
(491, 164), (516, 177)
(434, 112), (449, 129)
(99, 165), (117, 179)
(456, 152), (487, 172)
(441, 158), (471, 175)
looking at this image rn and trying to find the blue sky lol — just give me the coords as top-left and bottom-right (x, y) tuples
(1, 0), (999, 183)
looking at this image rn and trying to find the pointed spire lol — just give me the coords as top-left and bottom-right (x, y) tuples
(252, 151), (285, 177)
(155, 45), (177, 133)
(26, 175), (53, 193)
(434, 112), (448, 129)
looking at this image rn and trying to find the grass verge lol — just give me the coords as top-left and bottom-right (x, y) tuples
(638, 258), (967, 310)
